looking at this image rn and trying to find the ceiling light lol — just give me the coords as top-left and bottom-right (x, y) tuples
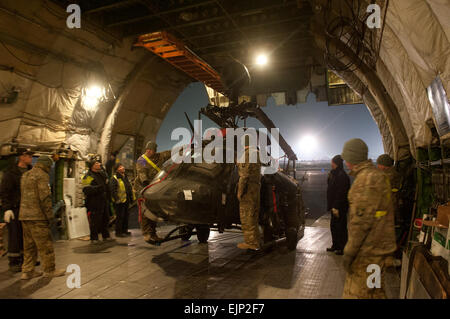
(256, 54), (268, 66)
(82, 85), (104, 110)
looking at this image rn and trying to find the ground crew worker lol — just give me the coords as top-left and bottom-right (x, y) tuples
(0, 148), (33, 272)
(133, 141), (171, 244)
(376, 154), (402, 225)
(341, 139), (396, 299)
(82, 159), (112, 244)
(110, 163), (134, 237)
(19, 156), (66, 280)
(326, 155), (350, 255)
(237, 136), (261, 251)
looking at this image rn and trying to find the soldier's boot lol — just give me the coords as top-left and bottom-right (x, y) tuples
(237, 242), (260, 251)
(143, 219), (162, 244)
(21, 270), (43, 280)
(43, 269), (67, 278)
(144, 232), (162, 244)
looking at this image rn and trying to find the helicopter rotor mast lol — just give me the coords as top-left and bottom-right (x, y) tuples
(199, 102), (298, 162)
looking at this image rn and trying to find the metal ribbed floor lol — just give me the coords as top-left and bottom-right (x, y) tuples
(0, 216), (400, 299)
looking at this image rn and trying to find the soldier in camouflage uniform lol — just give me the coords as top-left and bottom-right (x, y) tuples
(237, 136), (261, 251)
(377, 154), (402, 225)
(19, 156), (66, 280)
(134, 141), (171, 243)
(341, 139), (396, 299)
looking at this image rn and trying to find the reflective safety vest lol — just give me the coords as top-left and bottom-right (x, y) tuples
(112, 174), (127, 204)
(82, 175), (94, 187)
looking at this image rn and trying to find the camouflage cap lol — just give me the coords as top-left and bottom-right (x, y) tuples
(376, 154), (394, 167)
(36, 155), (53, 168)
(145, 141), (157, 151)
(341, 138), (368, 164)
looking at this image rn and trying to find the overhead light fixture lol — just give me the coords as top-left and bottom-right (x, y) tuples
(82, 85), (105, 110)
(256, 54), (268, 66)
(81, 66), (115, 110)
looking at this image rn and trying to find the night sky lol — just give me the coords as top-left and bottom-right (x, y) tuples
(156, 82), (384, 160)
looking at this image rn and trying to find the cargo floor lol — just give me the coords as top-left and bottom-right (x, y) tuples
(0, 216), (400, 299)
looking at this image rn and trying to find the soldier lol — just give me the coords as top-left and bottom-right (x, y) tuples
(0, 148), (33, 272)
(237, 136), (261, 251)
(19, 156), (66, 279)
(134, 141), (171, 243)
(341, 139), (396, 299)
(376, 154), (402, 225)
(82, 159), (112, 244)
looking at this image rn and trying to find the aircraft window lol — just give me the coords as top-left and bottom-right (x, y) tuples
(161, 158), (177, 170)
(152, 169), (166, 183)
(149, 159), (180, 185)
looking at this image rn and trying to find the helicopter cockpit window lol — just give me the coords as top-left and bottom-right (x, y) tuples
(149, 158), (181, 185)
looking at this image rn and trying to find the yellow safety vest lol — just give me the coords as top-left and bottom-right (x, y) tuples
(112, 175), (127, 204)
(82, 175), (94, 187)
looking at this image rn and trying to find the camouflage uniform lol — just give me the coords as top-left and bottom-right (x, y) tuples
(133, 150), (171, 239)
(237, 146), (261, 249)
(19, 163), (56, 274)
(342, 160), (396, 299)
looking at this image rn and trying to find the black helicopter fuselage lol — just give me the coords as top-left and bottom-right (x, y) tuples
(142, 155), (305, 249)
(144, 160), (239, 225)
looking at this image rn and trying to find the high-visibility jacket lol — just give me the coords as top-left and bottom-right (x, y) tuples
(82, 170), (109, 213)
(112, 174), (127, 204)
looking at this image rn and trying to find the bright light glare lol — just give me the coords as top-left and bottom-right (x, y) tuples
(86, 86), (103, 99)
(83, 85), (104, 110)
(256, 54), (268, 66)
(299, 135), (318, 153)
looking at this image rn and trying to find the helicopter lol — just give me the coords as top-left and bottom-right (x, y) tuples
(140, 101), (306, 251)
